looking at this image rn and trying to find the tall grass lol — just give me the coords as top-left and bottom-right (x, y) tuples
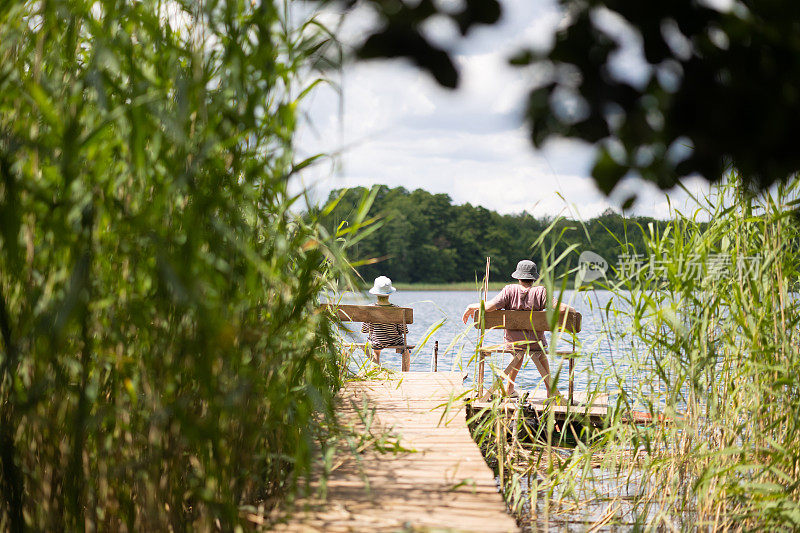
(0, 1), (357, 529)
(472, 176), (800, 530)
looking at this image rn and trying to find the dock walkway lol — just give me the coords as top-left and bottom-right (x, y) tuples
(277, 372), (518, 532)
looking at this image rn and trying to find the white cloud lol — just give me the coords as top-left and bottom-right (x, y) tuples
(295, 0), (707, 221)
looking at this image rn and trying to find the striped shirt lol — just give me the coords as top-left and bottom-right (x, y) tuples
(361, 304), (409, 349)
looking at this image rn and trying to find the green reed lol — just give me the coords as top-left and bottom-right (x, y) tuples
(0, 1), (362, 530)
(469, 175), (800, 530)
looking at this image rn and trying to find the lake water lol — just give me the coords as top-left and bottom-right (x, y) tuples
(337, 289), (645, 397)
(336, 289), (676, 527)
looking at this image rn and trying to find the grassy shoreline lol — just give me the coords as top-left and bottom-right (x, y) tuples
(388, 282), (508, 291)
(378, 281), (602, 291)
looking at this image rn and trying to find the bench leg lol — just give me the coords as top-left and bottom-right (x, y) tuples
(401, 349), (410, 372)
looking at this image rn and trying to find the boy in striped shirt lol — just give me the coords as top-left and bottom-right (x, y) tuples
(362, 276), (411, 369)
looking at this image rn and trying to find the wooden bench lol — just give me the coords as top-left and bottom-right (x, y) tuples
(325, 304), (415, 371)
(470, 308), (582, 401)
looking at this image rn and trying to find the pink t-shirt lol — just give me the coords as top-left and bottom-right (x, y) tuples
(487, 284), (556, 352)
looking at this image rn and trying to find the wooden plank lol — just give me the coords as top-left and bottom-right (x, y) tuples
(621, 410), (678, 425)
(470, 401), (606, 417)
(527, 392), (609, 407)
(325, 303), (413, 324)
(471, 308), (581, 333)
(467, 391), (678, 426)
(277, 372), (519, 532)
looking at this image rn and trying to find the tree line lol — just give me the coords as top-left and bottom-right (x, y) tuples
(322, 185), (673, 284)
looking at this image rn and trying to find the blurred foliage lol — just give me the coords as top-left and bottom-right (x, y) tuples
(330, 0), (800, 196)
(514, 0), (800, 195)
(0, 0), (355, 529)
(322, 185), (672, 284)
(323, 0), (501, 88)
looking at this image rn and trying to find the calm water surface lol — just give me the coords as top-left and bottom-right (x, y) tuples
(338, 290), (645, 397)
(337, 289), (671, 527)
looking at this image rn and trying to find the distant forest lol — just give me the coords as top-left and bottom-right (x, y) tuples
(322, 186), (672, 284)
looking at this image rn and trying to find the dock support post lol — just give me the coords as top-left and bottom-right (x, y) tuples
(434, 341), (438, 372)
(568, 337), (575, 405)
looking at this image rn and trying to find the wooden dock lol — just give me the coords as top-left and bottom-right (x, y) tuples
(276, 372), (518, 532)
(469, 389), (670, 426)
(470, 390), (609, 425)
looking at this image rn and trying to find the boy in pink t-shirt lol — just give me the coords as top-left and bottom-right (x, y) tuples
(462, 260), (572, 397)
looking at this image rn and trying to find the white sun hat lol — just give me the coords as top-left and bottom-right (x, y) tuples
(369, 276), (397, 295)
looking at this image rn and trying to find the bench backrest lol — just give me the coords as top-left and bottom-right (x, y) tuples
(471, 309), (581, 333)
(325, 303), (413, 325)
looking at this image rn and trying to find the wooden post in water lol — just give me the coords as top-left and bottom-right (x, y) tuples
(434, 341), (438, 372)
(479, 257), (490, 396)
(483, 257), (491, 301)
(569, 337), (575, 405)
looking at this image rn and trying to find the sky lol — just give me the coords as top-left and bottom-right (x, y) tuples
(294, 0), (713, 220)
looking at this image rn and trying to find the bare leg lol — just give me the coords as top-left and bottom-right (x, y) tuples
(502, 353), (524, 394)
(529, 351), (554, 396)
(371, 348), (381, 365)
(401, 349), (410, 372)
